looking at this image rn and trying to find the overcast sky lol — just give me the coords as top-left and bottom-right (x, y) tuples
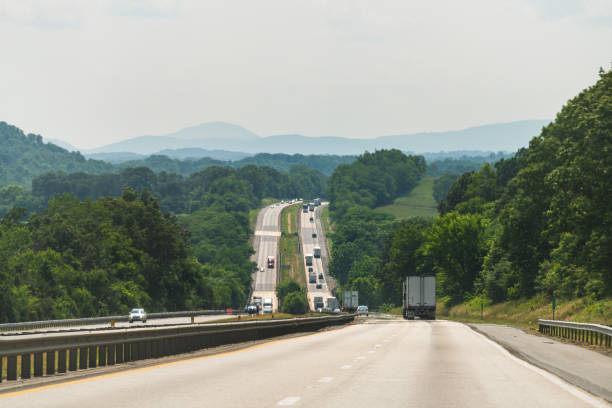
(0, 0), (610, 149)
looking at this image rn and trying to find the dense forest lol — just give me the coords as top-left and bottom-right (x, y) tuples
(343, 68), (611, 309)
(0, 164), (327, 218)
(0, 162), (328, 321)
(0, 122), (113, 187)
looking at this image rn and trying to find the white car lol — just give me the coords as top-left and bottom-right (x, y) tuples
(260, 267), (264, 272)
(128, 308), (147, 323)
(263, 305), (273, 314)
(357, 305), (369, 317)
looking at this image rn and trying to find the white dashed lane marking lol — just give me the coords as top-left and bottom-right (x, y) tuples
(341, 364), (352, 369)
(318, 377), (334, 383)
(278, 396), (301, 406)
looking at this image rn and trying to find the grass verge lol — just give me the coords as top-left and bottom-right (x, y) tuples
(375, 177), (438, 219)
(279, 203), (305, 286)
(320, 205), (334, 250)
(437, 296), (612, 329)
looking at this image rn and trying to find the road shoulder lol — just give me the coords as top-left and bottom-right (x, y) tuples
(470, 323), (612, 403)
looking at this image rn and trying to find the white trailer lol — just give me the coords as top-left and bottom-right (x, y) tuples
(402, 275), (436, 320)
(342, 290), (359, 311)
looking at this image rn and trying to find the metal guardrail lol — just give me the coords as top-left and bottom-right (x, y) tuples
(0, 314), (355, 383)
(0, 310), (227, 333)
(538, 319), (611, 347)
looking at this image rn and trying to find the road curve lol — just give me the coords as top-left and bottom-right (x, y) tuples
(2, 320), (606, 408)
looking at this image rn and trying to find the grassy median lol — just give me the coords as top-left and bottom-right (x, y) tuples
(279, 203), (305, 286)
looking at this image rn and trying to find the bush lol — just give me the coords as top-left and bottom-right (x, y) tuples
(281, 291), (309, 314)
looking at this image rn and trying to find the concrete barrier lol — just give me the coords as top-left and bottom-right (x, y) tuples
(0, 314), (354, 382)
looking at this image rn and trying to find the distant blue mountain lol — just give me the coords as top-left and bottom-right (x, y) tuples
(84, 120), (550, 156)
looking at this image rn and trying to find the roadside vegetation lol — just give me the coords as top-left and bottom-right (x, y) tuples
(327, 68), (612, 321)
(437, 297), (612, 328)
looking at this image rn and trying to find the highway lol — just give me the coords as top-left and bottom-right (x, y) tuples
(1, 319), (606, 407)
(251, 202), (291, 312)
(1, 314), (237, 335)
(299, 203), (333, 310)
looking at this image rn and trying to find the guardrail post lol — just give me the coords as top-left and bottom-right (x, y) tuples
(69, 348), (78, 371)
(99, 345), (107, 366)
(46, 351), (55, 375)
(21, 353), (31, 379)
(79, 347), (88, 369)
(34, 352), (43, 377)
(7, 355), (17, 380)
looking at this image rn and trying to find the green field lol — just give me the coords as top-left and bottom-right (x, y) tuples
(374, 177), (438, 219)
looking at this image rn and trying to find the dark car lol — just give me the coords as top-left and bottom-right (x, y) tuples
(318, 273), (323, 279)
(312, 233), (317, 238)
(245, 304), (258, 315)
(316, 283), (322, 289)
(308, 267), (313, 272)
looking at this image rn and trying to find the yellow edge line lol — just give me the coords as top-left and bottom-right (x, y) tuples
(1, 326), (350, 399)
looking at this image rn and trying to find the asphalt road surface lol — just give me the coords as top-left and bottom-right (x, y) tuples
(2, 314), (236, 335)
(251, 202), (291, 311)
(1, 319), (607, 408)
(299, 205), (333, 310)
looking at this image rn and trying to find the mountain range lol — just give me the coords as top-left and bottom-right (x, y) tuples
(81, 120), (549, 157)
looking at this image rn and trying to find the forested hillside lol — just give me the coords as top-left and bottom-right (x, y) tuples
(0, 162), (328, 322)
(326, 150), (427, 306)
(372, 68), (612, 308)
(0, 122), (113, 187)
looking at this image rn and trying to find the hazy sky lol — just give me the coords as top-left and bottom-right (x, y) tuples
(0, 0), (610, 149)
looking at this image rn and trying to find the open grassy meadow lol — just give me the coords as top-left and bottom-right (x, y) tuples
(375, 177), (438, 219)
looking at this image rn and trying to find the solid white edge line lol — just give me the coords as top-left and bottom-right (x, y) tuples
(466, 322), (610, 408)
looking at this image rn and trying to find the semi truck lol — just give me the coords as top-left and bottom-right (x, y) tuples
(402, 275), (436, 320)
(342, 290), (359, 312)
(313, 296), (324, 311)
(308, 272), (317, 284)
(314, 198), (321, 206)
(313, 246), (321, 258)
(326, 297), (338, 311)
(267, 256), (275, 268)
(305, 253), (313, 266)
